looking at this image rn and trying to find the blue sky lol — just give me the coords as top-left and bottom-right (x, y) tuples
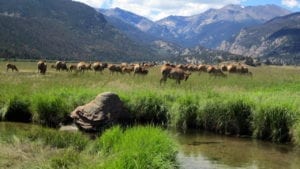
(73, 0), (300, 20)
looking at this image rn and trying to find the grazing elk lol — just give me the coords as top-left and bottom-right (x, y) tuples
(197, 64), (207, 74)
(69, 64), (77, 72)
(6, 63), (18, 72)
(55, 61), (68, 71)
(121, 66), (134, 74)
(168, 68), (191, 84)
(37, 60), (47, 74)
(108, 64), (122, 74)
(92, 62), (107, 73)
(133, 64), (148, 76)
(207, 66), (226, 77)
(160, 64), (191, 84)
(77, 62), (91, 73)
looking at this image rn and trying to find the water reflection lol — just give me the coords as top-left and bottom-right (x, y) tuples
(173, 130), (300, 169)
(1, 122), (299, 169)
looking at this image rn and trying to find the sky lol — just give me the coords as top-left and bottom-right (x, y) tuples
(73, 0), (300, 21)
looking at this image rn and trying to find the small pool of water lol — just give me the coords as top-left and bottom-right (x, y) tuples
(172, 130), (300, 169)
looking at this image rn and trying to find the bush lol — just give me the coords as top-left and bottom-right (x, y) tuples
(93, 125), (123, 154)
(98, 126), (177, 169)
(199, 102), (228, 134)
(27, 127), (89, 151)
(34, 96), (69, 127)
(226, 100), (252, 136)
(294, 121), (300, 145)
(171, 97), (200, 129)
(253, 106), (295, 143)
(50, 148), (80, 169)
(199, 100), (252, 136)
(126, 95), (169, 125)
(4, 97), (32, 122)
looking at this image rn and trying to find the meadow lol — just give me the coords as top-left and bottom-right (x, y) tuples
(0, 61), (300, 145)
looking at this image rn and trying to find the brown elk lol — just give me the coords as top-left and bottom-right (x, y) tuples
(77, 62), (91, 73)
(160, 65), (191, 84)
(108, 64), (122, 74)
(122, 66), (134, 74)
(197, 64), (207, 73)
(207, 66), (226, 77)
(92, 62), (107, 73)
(133, 64), (148, 76)
(37, 60), (47, 74)
(6, 63), (18, 72)
(55, 61), (68, 71)
(69, 64), (77, 72)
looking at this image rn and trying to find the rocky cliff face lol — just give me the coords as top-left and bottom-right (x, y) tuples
(100, 5), (290, 49)
(219, 13), (300, 64)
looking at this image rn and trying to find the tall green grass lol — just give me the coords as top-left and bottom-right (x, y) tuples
(95, 126), (177, 169)
(0, 123), (178, 169)
(253, 106), (296, 142)
(0, 61), (300, 144)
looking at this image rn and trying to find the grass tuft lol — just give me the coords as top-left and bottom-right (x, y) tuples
(4, 97), (32, 122)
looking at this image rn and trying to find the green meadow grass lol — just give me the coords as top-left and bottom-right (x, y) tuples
(0, 123), (177, 169)
(1, 61), (300, 144)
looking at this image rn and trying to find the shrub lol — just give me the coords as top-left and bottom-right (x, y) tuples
(199, 100), (252, 136)
(171, 97), (200, 129)
(253, 106), (296, 143)
(4, 97), (32, 122)
(93, 125), (123, 154)
(126, 95), (169, 125)
(27, 127), (89, 151)
(50, 148), (80, 169)
(226, 100), (252, 136)
(34, 96), (69, 127)
(98, 126), (177, 169)
(293, 121), (300, 145)
(199, 102), (227, 133)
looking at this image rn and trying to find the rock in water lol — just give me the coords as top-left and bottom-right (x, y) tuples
(70, 92), (130, 131)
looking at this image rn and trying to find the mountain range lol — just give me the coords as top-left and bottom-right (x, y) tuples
(218, 12), (300, 64)
(0, 0), (299, 64)
(0, 0), (157, 62)
(100, 5), (290, 48)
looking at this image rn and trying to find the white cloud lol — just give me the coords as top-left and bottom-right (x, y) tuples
(281, 0), (300, 8)
(72, 0), (106, 8)
(73, 0), (246, 21)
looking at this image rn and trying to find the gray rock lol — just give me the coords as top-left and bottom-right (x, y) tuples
(70, 92), (130, 131)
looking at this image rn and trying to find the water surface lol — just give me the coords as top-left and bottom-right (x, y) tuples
(173, 130), (300, 169)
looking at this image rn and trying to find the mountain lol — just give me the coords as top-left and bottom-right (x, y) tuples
(0, 0), (157, 61)
(99, 8), (158, 44)
(101, 5), (290, 49)
(219, 12), (300, 64)
(156, 4), (291, 48)
(152, 40), (244, 64)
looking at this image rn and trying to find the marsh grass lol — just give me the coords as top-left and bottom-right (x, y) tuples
(97, 126), (177, 169)
(0, 61), (300, 144)
(0, 123), (177, 169)
(253, 106), (296, 142)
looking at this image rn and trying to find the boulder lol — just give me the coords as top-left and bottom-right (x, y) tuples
(70, 92), (131, 131)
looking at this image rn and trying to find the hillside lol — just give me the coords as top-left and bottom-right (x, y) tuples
(100, 5), (290, 49)
(156, 4), (290, 48)
(219, 12), (300, 64)
(0, 0), (156, 62)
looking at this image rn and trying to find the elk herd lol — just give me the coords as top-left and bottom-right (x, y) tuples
(4, 60), (253, 84)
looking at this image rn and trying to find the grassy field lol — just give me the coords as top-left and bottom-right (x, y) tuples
(0, 122), (177, 169)
(0, 61), (300, 144)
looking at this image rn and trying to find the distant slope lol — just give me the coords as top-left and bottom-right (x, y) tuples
(0, 0), (156, 61)
(99, 8), (157, 44)
(100, 5), (290, 49)
(219, 12), (300, 64)
(156, 4), (290, 48)
(152, 40), (243, 64)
